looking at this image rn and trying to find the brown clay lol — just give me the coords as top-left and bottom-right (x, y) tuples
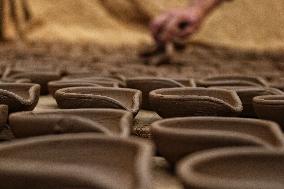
(149, 87), (243, 118)
(60, 71), (95, 77)
(2, 67), (62, 94)
(197, 75), (268, 87)
(1, 78), (32, 83)
(55, 87), (142, 115)
(0, 134), (153, 189)
(63, 73), (126, 81)
(177, 148), (284, 189)
(59, 78), (120, 87)
(253, 95), (284, 128)
(0, 43), (283, 188)
(173, 78), (196, 87)
(270, 83), (284, 92)
(63, 76), (123, 85)
(152, 117), (284, 164)
(126, 77), (192, 110)
(139, 43), (173, 65)
(62, 76), (126, 87)
(0, 83), (40, 112)
(48, 80), (103, 96)
(139, 44), (167, 59)
(9, 109), (132, 138)
(0, 104), (8, 128)
(211, 86), (283, 117)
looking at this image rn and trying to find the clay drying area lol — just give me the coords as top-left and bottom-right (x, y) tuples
(0, 42), (283, 189)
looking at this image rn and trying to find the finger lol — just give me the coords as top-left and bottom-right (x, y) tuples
(150, 14), (171, 41)
(159, 18), (181, 43)
(177, 24), (199, 38)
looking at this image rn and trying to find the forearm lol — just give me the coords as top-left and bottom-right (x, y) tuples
(190, 0), (228, 16)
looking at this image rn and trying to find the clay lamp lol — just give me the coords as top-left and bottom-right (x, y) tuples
(9, 109), (132, 138)
(0, 83), (40, 113)
(149, 87), (243, 118)
(55, 87), (141, 115)
(177, 147), (284, 189)
(126, 77), (195, 110)
(152, 117), (284, 164)
(0, 134), (153, 189)
(197, 75), (268, 87)
(253, 95), (284, 129)
(211, 86), (283, 117)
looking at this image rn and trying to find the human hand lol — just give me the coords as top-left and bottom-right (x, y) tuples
(150, 7), (206, 44)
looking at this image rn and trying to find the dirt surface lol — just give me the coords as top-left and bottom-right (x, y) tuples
(0, 42), (283, 80)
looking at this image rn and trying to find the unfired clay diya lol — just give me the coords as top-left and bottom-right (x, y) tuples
(9, 109), (132, 138)
(212, 86), (283, 117)
(253, 95), (284, 128)
(149, 87), (243, 118)
(152, 117), (283, 164)
(0, 134), (153, 189)
(177, 147), (284, 189)
(0, 83), (40, 112)
(126, 77), (189, 110)
(2, 67), (62, 94)
(197, 75), (268, 87)
(55, 87), (141, 115)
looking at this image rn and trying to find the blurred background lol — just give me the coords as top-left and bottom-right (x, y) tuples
(1, 0), (284, 52)
(0, 0), (283, 81)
